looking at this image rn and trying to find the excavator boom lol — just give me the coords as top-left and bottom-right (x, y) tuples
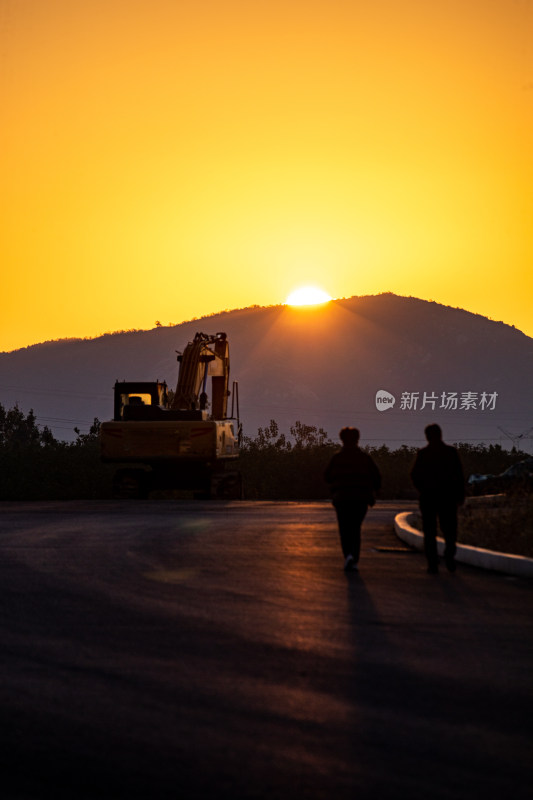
(173, 332), (230, 418)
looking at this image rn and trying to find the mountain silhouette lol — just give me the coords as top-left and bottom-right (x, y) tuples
(1, 294), (532, 449)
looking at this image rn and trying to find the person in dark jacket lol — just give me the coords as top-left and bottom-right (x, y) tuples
(411, 423), (465, 573)
(324, 427), (381, 571)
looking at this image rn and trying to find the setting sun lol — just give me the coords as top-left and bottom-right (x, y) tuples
(285, 287), (332, 307)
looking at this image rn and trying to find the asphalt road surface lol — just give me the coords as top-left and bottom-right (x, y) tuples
(1, 500), (532, 800)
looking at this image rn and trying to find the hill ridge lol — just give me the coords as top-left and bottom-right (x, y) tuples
(4, 293), (530, 355)
(1, 294), (532, 449)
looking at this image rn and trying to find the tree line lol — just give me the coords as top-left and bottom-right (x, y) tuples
(0, 404), (527, 501)
(239, 419), (527, 500)
(0, 404), (113, 501)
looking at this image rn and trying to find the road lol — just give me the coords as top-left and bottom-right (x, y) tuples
(0, 500), (532, 799)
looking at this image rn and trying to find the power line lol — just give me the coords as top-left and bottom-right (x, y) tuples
(249, 402), (532, 419)
(37, 416), (96, 425)
(0, 384), (109, 400)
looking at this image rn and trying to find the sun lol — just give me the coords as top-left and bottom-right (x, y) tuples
(285, 286), (332, 306)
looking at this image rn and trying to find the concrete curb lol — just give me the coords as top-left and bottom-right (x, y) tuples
(394, 511), (533, 579)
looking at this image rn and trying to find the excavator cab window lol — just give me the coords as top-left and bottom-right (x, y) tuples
(120, 393), (151, 418)
(113, 381), (168, 421)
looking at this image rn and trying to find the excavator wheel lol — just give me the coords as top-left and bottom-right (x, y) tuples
(214, 471), (244, 500)
(112, 469), (150, 499)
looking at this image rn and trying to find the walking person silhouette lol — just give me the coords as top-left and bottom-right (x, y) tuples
(411, 424), (465, 573)
(325, 427), (381, 571)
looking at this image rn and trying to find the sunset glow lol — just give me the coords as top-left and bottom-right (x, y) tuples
(286, 288), (332, 307)
(1, 1), (532, 351)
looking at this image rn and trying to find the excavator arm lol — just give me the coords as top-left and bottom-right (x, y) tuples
(172, 332), (230, 419)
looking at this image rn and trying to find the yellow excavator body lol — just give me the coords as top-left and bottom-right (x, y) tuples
(101, 419), (238, 462)
(100, 332), (241, 497)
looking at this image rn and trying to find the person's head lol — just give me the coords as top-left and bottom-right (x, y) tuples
(424, 423), (443, 443)
(340, 427), (360, 447)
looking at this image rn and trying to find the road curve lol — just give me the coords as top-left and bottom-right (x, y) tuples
(1, 500), (532, 799)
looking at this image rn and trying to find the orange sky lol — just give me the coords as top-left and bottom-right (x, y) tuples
(1, 0), (532, 352)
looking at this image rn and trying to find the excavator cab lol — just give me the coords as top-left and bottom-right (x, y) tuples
(113, 381), (169, 421)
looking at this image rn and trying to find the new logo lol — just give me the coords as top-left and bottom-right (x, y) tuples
(375, 389), (396, 411)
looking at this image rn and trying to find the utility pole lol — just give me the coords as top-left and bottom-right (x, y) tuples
(497, 426), (533, 453)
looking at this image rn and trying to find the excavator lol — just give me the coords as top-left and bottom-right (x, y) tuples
(100, 331), (241, 498)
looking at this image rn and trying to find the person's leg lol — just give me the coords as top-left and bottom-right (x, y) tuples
(350, 500), (368, 564)
(334, 501), (367, 568)
(420, 498), (439, 572)
(438, 502), (458, 571)
(334, 502), (352, 558)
